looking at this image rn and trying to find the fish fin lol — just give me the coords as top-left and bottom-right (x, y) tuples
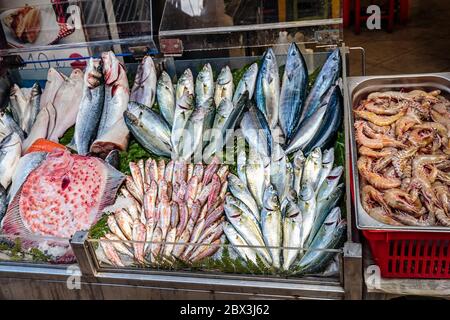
(1, 185), (32, 237)
(97, 160), (126, 215)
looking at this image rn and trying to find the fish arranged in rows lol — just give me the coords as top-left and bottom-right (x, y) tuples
(225, 146), (346, 274)
(0, 149), (125, 263)
(355, 89), (450, 227)
(98, 157), (229, 267)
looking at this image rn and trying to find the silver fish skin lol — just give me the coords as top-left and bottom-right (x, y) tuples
(283, 161), (294, 201)
(255, 48), (279, 129)
(0, 184), (7, 223)
(270, 143), (287, 202)
(236, 135), (247, 186)
(49, 68), (84, 141)
(232, 63), (258, 104)
(316, 148), (334, 193)
(317, 166), (343, 201)
(282, 200), (303, 271)
(301, 147), (322, 191)
(223, 222), (258, 265)
(203, 98), (234, 160)
(179, 98), (213, 161)
(7, 151), (46, 203)
(156, 71), (175, 126)
(285, 103), (328, 155)
(293, 149), (306, 195)
(0, 132), (21, 189)
(226, 195), (258, 226)
(279, 42), (308, 140)
(92, 51), (130, 155)
(261, 184), (282, 269)
(171, 92), (194, 156)
(298, 182), (317, 249)
(245, 149), (267, 209)
(0, 111), (25, 141)
(9, 83), (41, 134)
(307, 184), (344, 247)
(228, 173), (259, 221)
(176, 68), (194, 101)
(124, 102), (172, 157)
(214, 66), (234, 107)
(297, 207), (346, 275)
(224, 200), (272, 264)
(195, 64), (214, 107)
(240, 105), (272, 158)
(72, 58), (104, 155)
(130, 55), (157, 108)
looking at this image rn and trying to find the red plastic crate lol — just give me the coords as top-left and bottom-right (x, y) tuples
(363, 230), (450, 279)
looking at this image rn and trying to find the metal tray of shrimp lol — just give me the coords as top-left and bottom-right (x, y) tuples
(346, 72), (450, 232)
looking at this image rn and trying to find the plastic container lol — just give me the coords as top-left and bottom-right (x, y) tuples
(363, 230), (450, 279)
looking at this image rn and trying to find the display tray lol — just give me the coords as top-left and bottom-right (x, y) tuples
(347, 72), (450, 232)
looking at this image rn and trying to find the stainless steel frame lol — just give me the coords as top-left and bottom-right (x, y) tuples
(346, 72), (450, 232)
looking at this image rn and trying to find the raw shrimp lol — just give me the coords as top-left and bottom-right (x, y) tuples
(354, 109), (406, 126)
(383, 188), (425, 217)
(355, 121), (405, 149)
(361, 185), (402, 226)
(358, 146), (396, 158)
(358, 156), (401, 189)
(392, 147), (418, 178)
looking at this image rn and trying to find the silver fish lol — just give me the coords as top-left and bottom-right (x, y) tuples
(9, 82), (41, 134)
(282, 200), (303, 271)
(223, 222), (258, 265)
(156, 71), (175, 126)
(0, 132), (21, 189)
(270, 143), (287, 202)
(49, 68), (84, 141)
(228, 173), (259, 221)
(255, 48), (279, 129)
(298, 182), (317, 249)
(175, 68), (194, 101)
(203, 98), (234, 160)
(0, 111), (25, 141)
(246, 149), (267, 209)
(240, 105), (272, 158)
(171, 92), (194, 156)
(293, 149), (306, 195)
(285, 103), (328, 154)
(124, 102), (172, 157)
(301, 147), (322, 191)
(317, 166), (343, 201)
(307, 184), (344, 247)
(130, 55), (157, 108)
(91, 51), (130, 156)
(71, 58), (104, 155)
(224, 199), (272, 264)
(279, 42), (308, 140)
(8, 151), (46, 203)
(195, 63), (214, 107)
(261, 184), (282, 269)
(316, 148), (334, 192)
(214, 66), (233, 107)
(236, 135), (247, 186)
(232, 63), (258, 104)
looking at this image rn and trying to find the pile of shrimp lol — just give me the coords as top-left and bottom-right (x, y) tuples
(354, 89), (450, 227)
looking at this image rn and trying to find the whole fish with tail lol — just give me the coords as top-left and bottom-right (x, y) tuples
(71, 58), (104, 155)
(279, 42), (308, 140)
(91, 51), (130, 156)
(261, 184), (282, 269)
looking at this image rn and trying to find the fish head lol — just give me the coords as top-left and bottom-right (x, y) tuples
(136, 56), (155, 84)
(178, 68), (194, 93)
(224, 202), (242, 222)
(30, 82), (42, 96)
(327, 166), (343, 183)
(217, 66), (232, 85)
(158, 71), (173, 91)
(309, 147), (322, 163)
(245, 63), (258, 80)
(86, 58), (103, 88)
(177, 92), (195, 111)
(322, 148), (334, 165)
(70, 68), (84, 81)
(47, 67), (66, 83)
(285, 199), (301, 219)
(217, 98), (233, 116)
(323, 207), (342, 230)
(263, 184), (280, 211)
(0, 132), (21, 150)
(300, 182), (314, 201)
(293, 150), (306, 169)
(102, 51), (121, 85)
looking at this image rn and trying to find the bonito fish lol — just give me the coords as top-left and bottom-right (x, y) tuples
(91, 51), (130, 156)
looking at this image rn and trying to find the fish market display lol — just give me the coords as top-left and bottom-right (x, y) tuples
(0, 149), (125, 262)
(225, 147), (345, 273)
(355, 89), (450, 227)
(91, 51), (130, 156)
(97, 157), (229, 267)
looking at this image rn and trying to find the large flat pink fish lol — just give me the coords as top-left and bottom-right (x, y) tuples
(1, 149), (125, 263)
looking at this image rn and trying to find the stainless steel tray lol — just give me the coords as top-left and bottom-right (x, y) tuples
(346, 72), (450, 232)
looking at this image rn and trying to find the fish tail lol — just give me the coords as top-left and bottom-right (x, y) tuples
(1, 186), (32, 236)
(98, 160), (126, 214)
